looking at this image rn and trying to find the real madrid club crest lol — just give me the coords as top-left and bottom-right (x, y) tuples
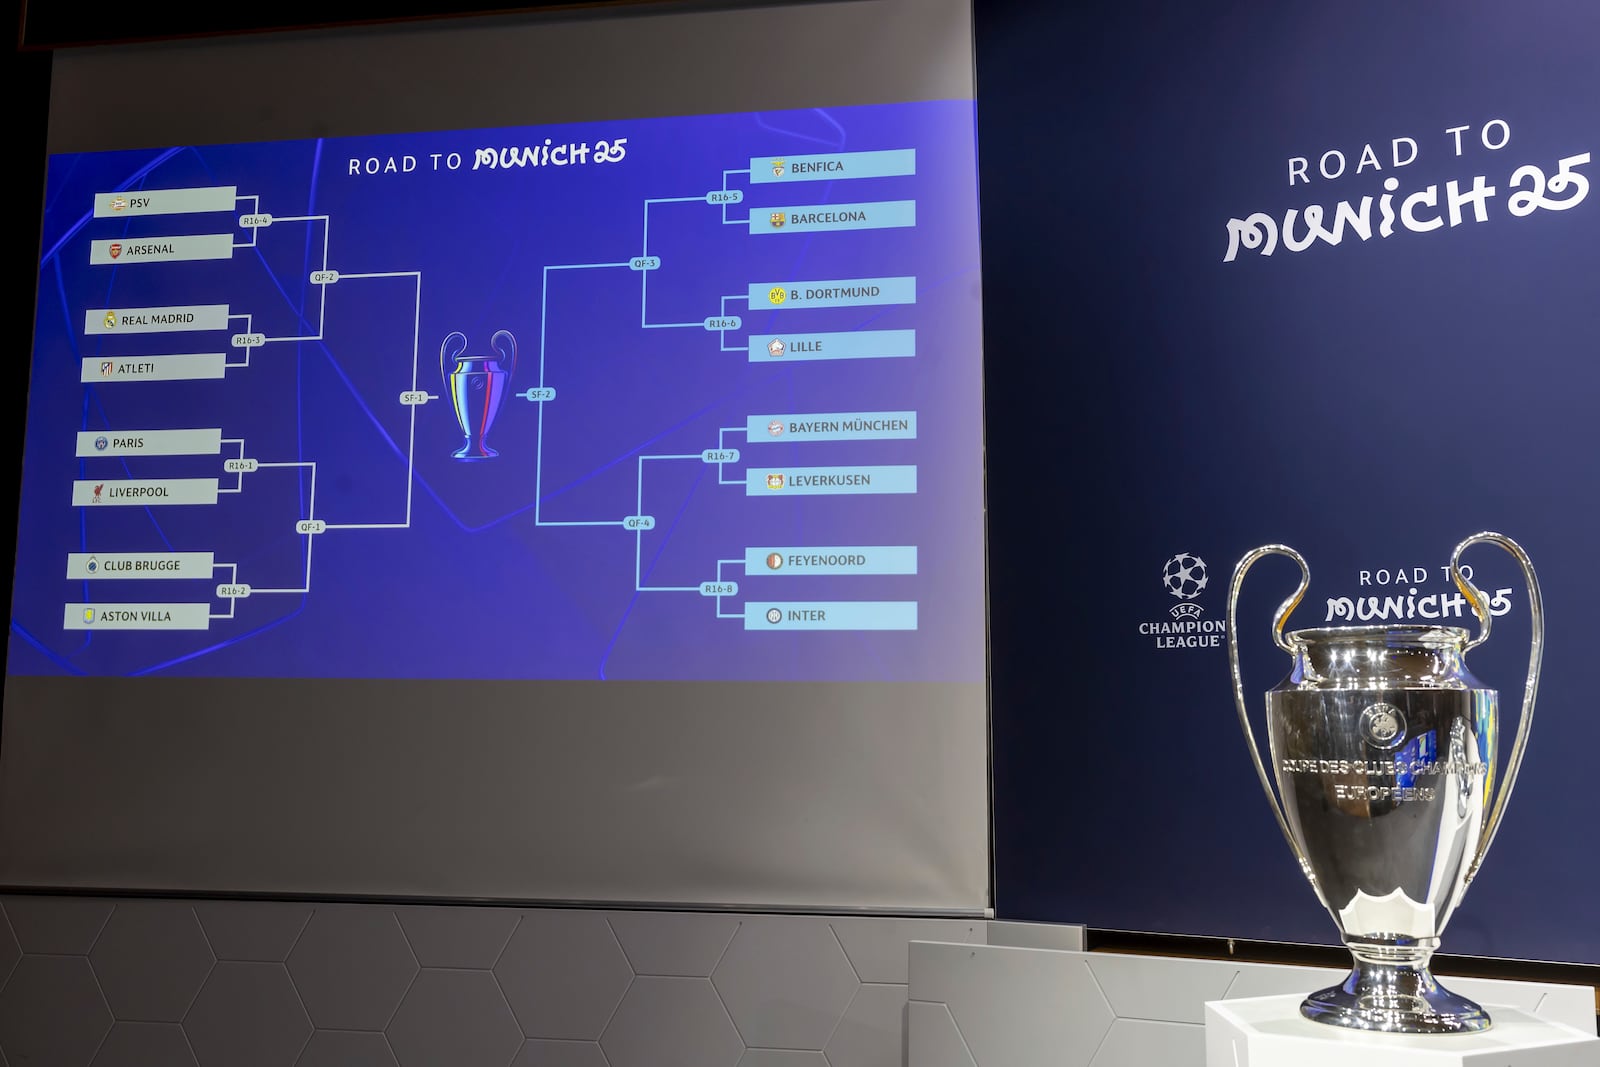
(103, 310), (118, 330)
(771, 159), (785, 178)
(769, 211), (786, 229)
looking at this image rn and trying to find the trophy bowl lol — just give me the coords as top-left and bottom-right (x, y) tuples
(1226, 532), (1542, 1034)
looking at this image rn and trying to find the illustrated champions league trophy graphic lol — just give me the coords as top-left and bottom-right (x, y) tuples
(1226, 532), (1543, 1034)
(439, 330), (517, 460)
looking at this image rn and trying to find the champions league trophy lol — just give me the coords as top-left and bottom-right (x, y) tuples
(439, 330), (517, 460)
(1226, 532), (1542, 1034)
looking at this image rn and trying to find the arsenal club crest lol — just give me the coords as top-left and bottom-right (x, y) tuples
(108, 242), (122, 259)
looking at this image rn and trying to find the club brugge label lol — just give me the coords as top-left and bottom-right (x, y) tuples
(1138, 551), (1224, 650)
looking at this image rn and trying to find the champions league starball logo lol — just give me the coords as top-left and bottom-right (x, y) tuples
(1139, 551), (1224, 650)
(1161, 552), (1209, 613)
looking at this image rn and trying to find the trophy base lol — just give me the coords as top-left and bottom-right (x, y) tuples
(451, 442), (499, 461)
(1301, 963), (1491, 1034)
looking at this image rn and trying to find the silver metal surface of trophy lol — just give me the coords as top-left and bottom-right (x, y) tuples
(1226, 532), (1542, 1035)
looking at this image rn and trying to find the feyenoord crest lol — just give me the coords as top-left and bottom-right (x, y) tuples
(766, 473), (785, 490)
(767, 338), (786, 357)
(108, 242), (122, 259)
(766, 552), (783, 570)
(771, 159), (785, 177)
(110, 196), (127, 212)
(769, 211), (786, 228)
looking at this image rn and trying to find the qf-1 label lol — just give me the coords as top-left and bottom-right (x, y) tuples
(296, 519), (326, 534)
(224, 458), (259, 472)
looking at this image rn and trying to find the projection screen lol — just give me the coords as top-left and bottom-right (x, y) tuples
(0, 0), (990, 911)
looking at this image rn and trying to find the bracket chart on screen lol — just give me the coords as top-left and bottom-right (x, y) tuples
(10, 101), (986, 681)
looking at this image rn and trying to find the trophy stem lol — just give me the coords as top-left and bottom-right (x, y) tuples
(1301, 938), (1490, 1034)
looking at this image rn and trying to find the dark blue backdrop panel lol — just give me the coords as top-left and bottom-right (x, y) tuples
(982, 0), (1600, 963)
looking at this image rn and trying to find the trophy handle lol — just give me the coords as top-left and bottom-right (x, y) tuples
(1227, 545), (1314, 876)
(491, 329), (518, 380)
(1451, 531), (1543, 884)
(439, 331), (467, 387)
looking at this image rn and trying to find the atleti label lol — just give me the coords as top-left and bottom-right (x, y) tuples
(94, 187), (238, 217)
(71, 479), (220, 506)
(747, 465), (917, 496)
(751, 150), (917, 183)
(85, 304), (230, 334)
(64, 602), (212, 630)
(744, 601), (919, 630)
(81, 353), (227, 382)
(66, 552), (216, 579)
(75, 428), (223, 457)
(90, 234), (235, 265)
(745, 546), (918, 576)
(748, 329), (915, 363)
(751, 200), (916, 234)
(747, 411), (916, 442)
(749, 277), (916, 309)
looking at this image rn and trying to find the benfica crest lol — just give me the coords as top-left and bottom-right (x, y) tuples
(771, 159), (785, 177)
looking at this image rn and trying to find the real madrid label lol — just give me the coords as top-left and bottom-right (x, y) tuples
(747, 277), (916, 309)
(94, 187), (238, 217)
(90, 234), (235, 265)
(747, 329), (915, 363)
(66, 552), (215, 579)
(745, 546), (918, 575)
(85, 304), (230, 334)
(81, 353), (228, 382)
(750, 200), (916, 234)
(746, 465), (917, 496)
(750, 150), (916, 183)
(75, 429), (223, 457)
(746, 411), (916, 442)
(64, 602), (212, 630)
(743, 601), (918, 630)
(72, 479), (220, 506)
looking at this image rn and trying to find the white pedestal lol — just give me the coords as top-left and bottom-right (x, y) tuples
(1206, 994), (1600, 1067)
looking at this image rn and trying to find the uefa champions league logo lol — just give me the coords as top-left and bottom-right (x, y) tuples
(1138, 551), (1223, 650)
(1161, 552), (1209, 618)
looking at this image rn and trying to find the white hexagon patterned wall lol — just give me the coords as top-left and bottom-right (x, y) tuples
(0, 898), (983, 1066)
